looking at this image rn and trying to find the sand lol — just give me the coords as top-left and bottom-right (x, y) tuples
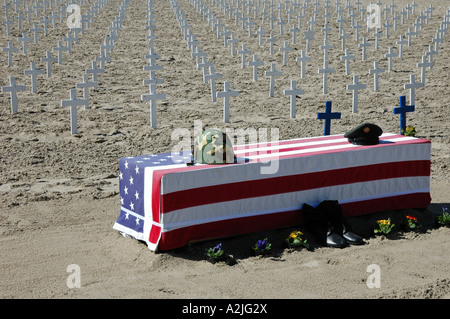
(1, 0), (449, 300)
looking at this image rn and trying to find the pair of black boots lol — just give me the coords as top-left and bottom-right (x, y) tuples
(302, 200), (364, 248)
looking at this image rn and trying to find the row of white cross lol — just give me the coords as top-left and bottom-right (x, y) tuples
(2, 0), (111, 115)
(140, 0), (166, 129)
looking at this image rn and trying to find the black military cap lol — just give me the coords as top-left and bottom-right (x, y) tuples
(344, 123), (383, 145)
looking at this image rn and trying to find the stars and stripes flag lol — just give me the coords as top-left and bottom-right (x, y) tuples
(113, 133), (431, 252)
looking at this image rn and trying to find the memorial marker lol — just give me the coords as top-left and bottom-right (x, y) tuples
(296, 50), (311, 79)
(284, 80), (304, 118)
(248, 54), (263, 81)
(24, 61), (44, 93)
(404, 74), (423, 105)
(341, 48), (355, 76)
(317, 101), (341, 136)
(216, 81), (238, 123)
(1, 76), (26, 114)
(369, 61), (385, 91)
(347, 74), (366, 113)
(394, 96), (415, 134)
(265, 63), (283, 97)
(41, 50), (58, 77)
(61, 88), (89, 134)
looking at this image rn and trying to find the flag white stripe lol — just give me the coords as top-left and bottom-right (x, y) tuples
(161, 142), (430, 194)
(160, 176), (430, 231)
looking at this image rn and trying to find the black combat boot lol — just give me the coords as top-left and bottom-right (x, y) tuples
(302, 203), (347, 248)
(317, 200), (364, 246)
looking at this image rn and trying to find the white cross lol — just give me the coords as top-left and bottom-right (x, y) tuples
(228, 33), (239, 56)
(346, 74), (366, 113)
(248, 54), (263, 81)
(279, 41), (293, 66)
(204, 66), (222, 102)
(1, 76), (26, 114)
(304, 29), (314, 52)
(296, 50), (311, 78)
(237, 43), (251, 68)
(284, 80), (304, 118)
(373, 28), (382, 50)
(266, 31), (278, 55)
(396, 35), (408, 58)
(29, 23), (42, 44)
(290, 24), (299, 44)
(61, 88), (89, 134)
(18, 32), (32, 54)
(417, 55), (432, 85)
(340, 48), (354, 75)
(53, 40), (69, 64)
(41, 50), (57, 77)
(197, 56), (213, 83)
(340, 29), (350, 50)
(76, 73), (98, 109)
(426, 45), (437, 68)
(24, 61), (44, 93)
(265, 63), (283, 97)
(385, 46), (398, 72)
(404, 74), (423, 105)
(405, 27), (417, 46)
(369, 61), (385, 91)
(141, 89), (166, 129)
(216, 81), (238, 123)
(359, 37), (371, 61)
(256, 25), (266, 46)
(86, 61), (104, 83)
(3, 41), (19, 67)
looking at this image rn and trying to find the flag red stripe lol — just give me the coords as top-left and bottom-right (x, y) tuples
(156, 192), (431, 251)
(161, 160), (430, 214)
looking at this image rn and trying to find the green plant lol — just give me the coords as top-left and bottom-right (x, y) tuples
(401, 126), (416, 137)
(252, 238), (271, 253)
(438, 207), (450, 226)
(206, 243), (224, 259)
(285, 231), (309, 249)
(374, 218), (395, 235)
(405, 215), (418, 229)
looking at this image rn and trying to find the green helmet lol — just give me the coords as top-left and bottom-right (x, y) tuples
(194, 129), (236, 164)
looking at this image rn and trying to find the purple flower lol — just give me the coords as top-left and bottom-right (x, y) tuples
(256, 239), (267, 250)
(213, 243), (222, 254)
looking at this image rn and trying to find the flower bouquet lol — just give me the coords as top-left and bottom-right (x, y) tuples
(438, 207), (450, 227)
(251, 238), (272, 256)
(374, 218), (395, 236)
(285, 231), (309, 249)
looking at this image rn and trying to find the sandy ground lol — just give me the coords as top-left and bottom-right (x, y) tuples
(1, 0), (449, 300)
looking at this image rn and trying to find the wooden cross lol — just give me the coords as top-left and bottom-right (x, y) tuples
(340, 48), (354, 76)
(2, 41), (19, 67)
(265, 63), (283, 97)
(61, 88), (89, 134)
(228, 33), (239, 56)
(373, 28), (382, 50)
(41, 50), (58, 77)
(29, 23), (42, 44)
(24, 61), (44, 93)
(248, 54), (263, 81)
(404, 74), (423, 105)
(216, 81), (238, 123)
(237, 43), (251, 68)
(394, 96), (415, 134)
(369, 61), (385, 92)
(317, 101), (341, 136)
(197, 56), (213, 83)
(1, 76), (26, 114)
(340, 29), (350, 50)
(304, 29), (314, 52)
(290, 24), (299, 44)
(346, 74), (366, 113)
(385, 47), (398, 72)
(256, 26), (266, 46)
(284, 80), (304, 118)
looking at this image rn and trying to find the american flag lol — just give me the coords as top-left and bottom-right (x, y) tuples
(113, 133), (431, 252)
